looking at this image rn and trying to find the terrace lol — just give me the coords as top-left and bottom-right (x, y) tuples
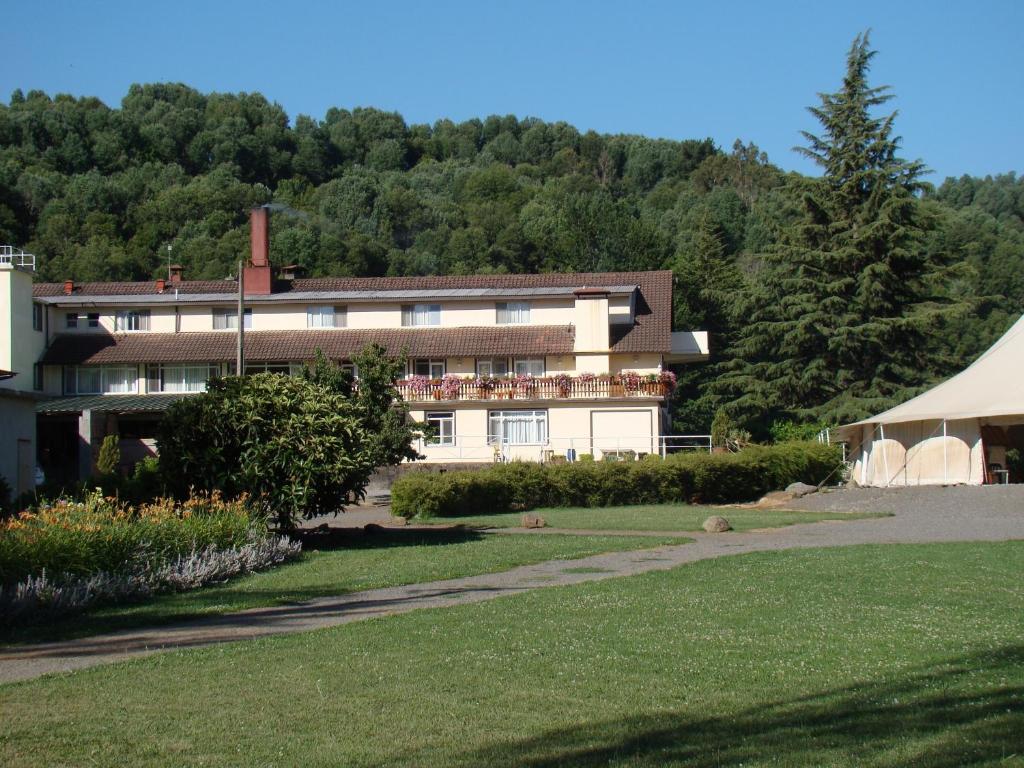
(394, 372), (674, 402)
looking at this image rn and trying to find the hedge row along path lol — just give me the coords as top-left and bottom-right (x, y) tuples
(2, 485), (1023, 685)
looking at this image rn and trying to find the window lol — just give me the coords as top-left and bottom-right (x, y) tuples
(63, 366), (138, 395)
(425, 412), (455, 446)
(212, 308), (252, 330)
(488, 410), (548, 445)
(64, 311), (96, 329)
(148, 364), (219, 393)
(496, 301), (530, 324)
(32, 304), (43, 332)
(244, 362), (298, 376)
(33, 363), (43, 391)
(307, 306), (346, 328)
(115, 309), (150, 331)
(401, 303), (440, 327)
(476, 358), (509, 377)
(412, 359), (446, 379)
(514, 358), (545, 377)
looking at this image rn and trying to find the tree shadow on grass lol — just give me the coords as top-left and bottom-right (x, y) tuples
(2, 528), (487, 647)
(294, 525), (484, 551)
(448, 646), (1024, 768)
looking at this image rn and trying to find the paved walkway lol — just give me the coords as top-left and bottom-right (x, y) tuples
(1, 485), (1021, 684)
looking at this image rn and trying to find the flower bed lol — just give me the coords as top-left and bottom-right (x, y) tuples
(0, 491), (300, 623)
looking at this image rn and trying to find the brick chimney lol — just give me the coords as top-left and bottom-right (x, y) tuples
(63, 280), (74, 296)
(169, 264), (184, 284)
(156, 278), (166, 293)
(243, 206), (272, 295)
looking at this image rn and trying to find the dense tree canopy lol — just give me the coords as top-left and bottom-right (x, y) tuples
(2, 34), (1021, 436)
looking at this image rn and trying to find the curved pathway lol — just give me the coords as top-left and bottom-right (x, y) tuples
(1, 485), (1021, 684)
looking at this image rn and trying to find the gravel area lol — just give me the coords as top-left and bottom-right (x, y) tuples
(1, 484), (1021, 684)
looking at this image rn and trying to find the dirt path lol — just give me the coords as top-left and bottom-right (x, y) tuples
(1, 485), (1021, 685)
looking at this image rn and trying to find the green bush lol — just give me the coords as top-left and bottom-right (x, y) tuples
(96, 434), (121, 476)
(158, 374), (376, 529)
(391, 442), (843, 518)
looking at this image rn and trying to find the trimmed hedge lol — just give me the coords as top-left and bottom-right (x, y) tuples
(391, 442), (843, 519)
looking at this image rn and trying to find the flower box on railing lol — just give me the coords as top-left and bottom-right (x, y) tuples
(396, 372), (671, 402)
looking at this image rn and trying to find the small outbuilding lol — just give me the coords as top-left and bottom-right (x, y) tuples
(836, 314), (1024, 486)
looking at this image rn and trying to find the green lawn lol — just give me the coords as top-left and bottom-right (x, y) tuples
(0, 529), (686, 646)
(418, 502), (888, 531)
(3, 542), (1021, 767)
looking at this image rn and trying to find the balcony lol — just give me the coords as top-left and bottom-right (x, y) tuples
(394, 373), (674, 403)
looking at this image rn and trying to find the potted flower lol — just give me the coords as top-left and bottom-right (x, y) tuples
(440, 374), (463, 400)
(514, 373), (534, 398)
(620, 370), (642, 393)
(474, 375), (495, 399)
(406, 374), (431, 399)
(658, 369), (677, 394)
(553, 372), (572, 397)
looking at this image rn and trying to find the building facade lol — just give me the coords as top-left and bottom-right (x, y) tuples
(0, 248), (45, 496)
(8, 209), (708, 481)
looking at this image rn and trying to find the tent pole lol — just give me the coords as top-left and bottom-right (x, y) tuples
(880, 424), (891, 487)
(942, 420), (948, 485)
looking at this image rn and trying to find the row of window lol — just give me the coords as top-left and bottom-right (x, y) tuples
(60, 357), (550, 395)
(411, 357), (545, 378)
(424, 410), (548, 446)
(58, 301), (535, 332)
(66, 310), (147, 331)
(61, 362), (357, 395)
(64, 364), (220, 395)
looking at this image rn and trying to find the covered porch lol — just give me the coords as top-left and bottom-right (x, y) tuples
(36, 394), (189, 483)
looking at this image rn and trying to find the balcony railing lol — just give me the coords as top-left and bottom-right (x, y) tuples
(0, 245), (35, 270)
(395, 373), (673, 403)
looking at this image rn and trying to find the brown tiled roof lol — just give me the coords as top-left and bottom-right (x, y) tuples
(33, 270), (673, 352)
(33, 280), (237, 297)
(40, 327), (577, 365)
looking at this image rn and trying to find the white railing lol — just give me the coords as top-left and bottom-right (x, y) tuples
(0, 246), (35, 270)
(411, 434), (713, 463)
(396, 375), (671, 403)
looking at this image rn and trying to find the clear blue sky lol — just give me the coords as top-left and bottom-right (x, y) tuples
(4, 0), (1021, 182)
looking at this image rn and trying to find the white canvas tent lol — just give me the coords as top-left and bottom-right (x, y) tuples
(836, 314), (1024, 486)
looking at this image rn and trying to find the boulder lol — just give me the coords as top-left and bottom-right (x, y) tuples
(755, 491), (796, 508)
(785, 482), (819, 498)
(702, 515), (732, 533)
(521, 514), (547, 529)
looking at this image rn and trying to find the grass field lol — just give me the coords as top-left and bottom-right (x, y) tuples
(3, 541), (1021, 767)
(1, 529), (686, 646)
(418, 503), (888, 531)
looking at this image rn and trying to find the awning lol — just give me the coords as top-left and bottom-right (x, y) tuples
(37, 393), (191, 415)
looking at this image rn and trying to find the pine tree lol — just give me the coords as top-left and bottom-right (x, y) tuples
(718, 32), (967, 428)
(670, 214), (744, 434)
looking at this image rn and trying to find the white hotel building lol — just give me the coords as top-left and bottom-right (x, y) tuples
(1, 209), (708, 488)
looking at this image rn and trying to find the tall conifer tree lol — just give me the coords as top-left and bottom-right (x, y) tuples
(718, 32), (967, 427)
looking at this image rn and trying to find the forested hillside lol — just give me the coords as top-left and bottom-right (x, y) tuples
(1, 37), (1021, 435)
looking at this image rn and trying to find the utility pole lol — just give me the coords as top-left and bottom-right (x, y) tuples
(236, 259), (245, 375)
(167, 244), (172, 280)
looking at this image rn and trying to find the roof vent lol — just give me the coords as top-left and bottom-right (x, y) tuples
(63, 280), (74, 296)
(169, 264), (184, 284)
(279, 264), (305, 281)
